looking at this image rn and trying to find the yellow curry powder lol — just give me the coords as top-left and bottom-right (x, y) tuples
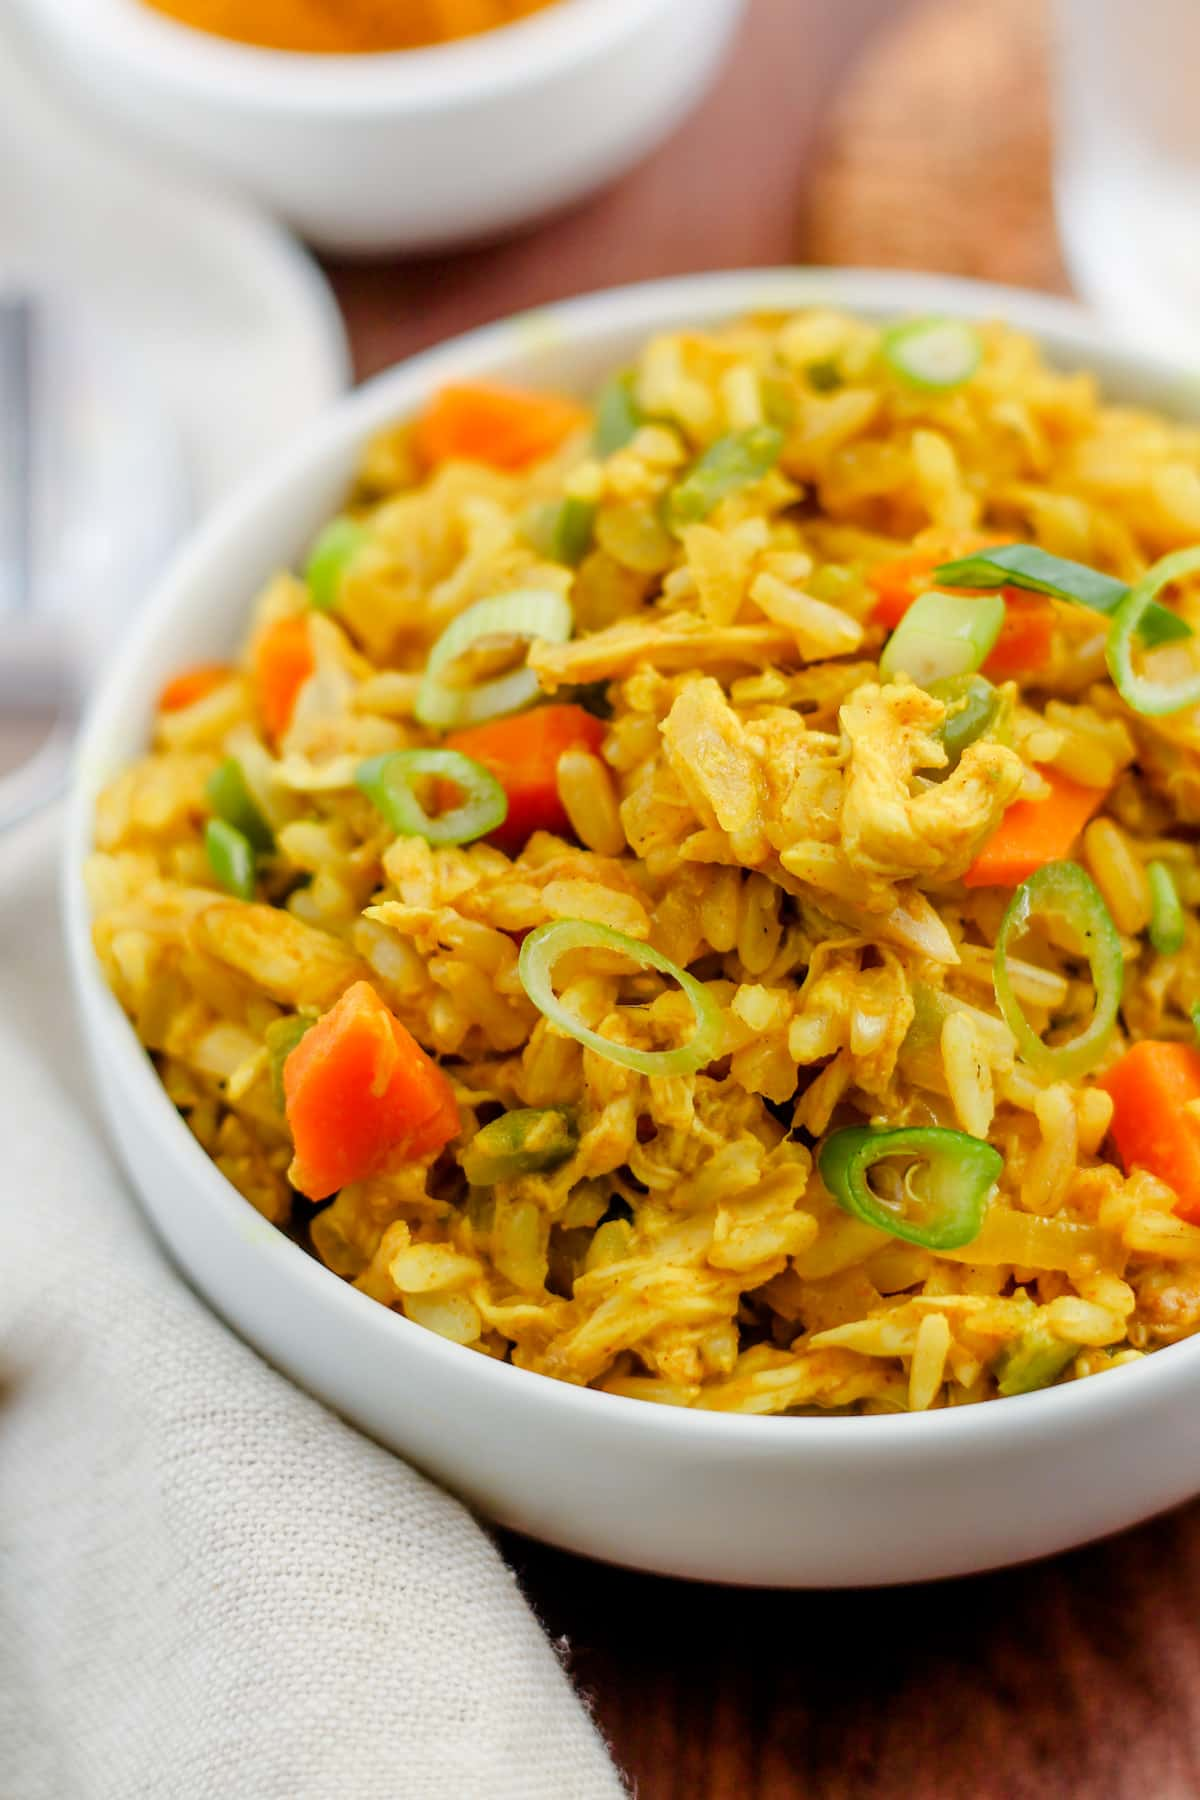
(140, 0), (558, 54)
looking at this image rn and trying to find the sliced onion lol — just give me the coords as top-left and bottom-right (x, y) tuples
(517, 919), (724, 1077)
(415, 589), (573, 730)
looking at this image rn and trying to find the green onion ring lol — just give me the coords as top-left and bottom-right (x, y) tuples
(415, 588), (573, 730)
(993, 860), (1123, 1080)
(306, 517), (368, 613)
(460, 1107), (578, 1186)
(520, 496), (596, 567)
(205, 818), (257, 900)
(518, 919), (724, 1078)
(818, 1125), (1001, 1251)
(934, 542), (1192, 648)
(206, 756), (274, 854)
(927, 673), (1001, 774)
(1106, 546), (1200, 715)
(664, 425), (784, 532)
(265, 1012), (317, 1110)
(593, 372), (645, 456)
(1147, 860), (1187, 956)
(879, 590), (1006, 689)
(880, 318), (982, 391)
(355, 748), (507, 847)
(994, 1318), (1078, 1396)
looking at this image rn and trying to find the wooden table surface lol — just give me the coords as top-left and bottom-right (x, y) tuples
(325, 3), (1200, 1793)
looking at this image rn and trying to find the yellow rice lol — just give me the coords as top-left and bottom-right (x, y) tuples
(89, 307), (1200, 1414)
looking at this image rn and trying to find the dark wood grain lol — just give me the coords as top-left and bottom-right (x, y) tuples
(323, 3), (1200, 1793)
(505, 1506), (1200, 1800)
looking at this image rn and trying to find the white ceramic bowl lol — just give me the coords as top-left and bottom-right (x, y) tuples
(65, 270), (1200, 1586)
(12, 0), (746, 254)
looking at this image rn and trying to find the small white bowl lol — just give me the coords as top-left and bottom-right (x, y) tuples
(12, 0), (746, 254)
(65, 270), (1200, 1586)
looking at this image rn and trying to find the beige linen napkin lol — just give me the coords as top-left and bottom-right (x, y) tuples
(0, 817), (626, 1800)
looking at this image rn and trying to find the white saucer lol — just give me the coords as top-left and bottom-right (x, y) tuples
(2, 10), (349, 511)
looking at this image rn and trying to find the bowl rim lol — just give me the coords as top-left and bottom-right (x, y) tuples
(65, 264), (1200, 1458)
(21, 0), (718, 113)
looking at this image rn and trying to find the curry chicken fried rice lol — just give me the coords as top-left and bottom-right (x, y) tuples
(90, 307), (1200, 1416)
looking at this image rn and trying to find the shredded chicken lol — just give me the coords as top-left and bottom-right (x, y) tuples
(840, 681), (1024, 881)
(660, 679), (770, 863)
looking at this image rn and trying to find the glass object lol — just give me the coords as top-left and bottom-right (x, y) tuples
(1055, 0), (1200, 357)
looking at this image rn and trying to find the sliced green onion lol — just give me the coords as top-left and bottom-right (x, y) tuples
(881, 318), (982, 391)
(205, 818), (256, 900)
(415, 589), (573, 730)
(879, 590), (1005, 688)
(306, 517), (367, 613)
(265, 1011), (316, 1110)
(1147, 859), (1186, 955)
(566, 680), (613, 721)
(933, 543), (1191, 648)
(355, 748), (507, 847)
(1107, 546), (1200, 715)
(461, 1107), (578, 1186)
(928, 673), (1001, 772)
(206, 756), (274, 854)
(994, 1319), (1077, 1397)
(899, 981), (954, 1061)
(806, 563), (860, 607)
(806, 357), (842, 393)
(518, 919), (724, 1078)
(1192, 1002), (1200, 1041)
(664, 425), (785, 531)
(593, 372), (644, 456)
(993, 860), (1123, 1080)
(521, 496), (596, 566)
(761, 375), (797, 428)
(817, 1125), (1001, 1252)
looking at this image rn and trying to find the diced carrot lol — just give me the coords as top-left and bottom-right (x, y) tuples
(254, 615), (315, 740)
(283, 980), (459, 1201)
(415, 381), (587, 472)
(870, 549), (1057, 679)
(963, 766), (1107, 889)
(982, 592), (1056, 679)
(158, 662), (232, 713)
(868, 535), (1012, 631)
(446, 704), (605, 855)
(869, 549), (947, 629)
(1098, 1041), (1200, 1223)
